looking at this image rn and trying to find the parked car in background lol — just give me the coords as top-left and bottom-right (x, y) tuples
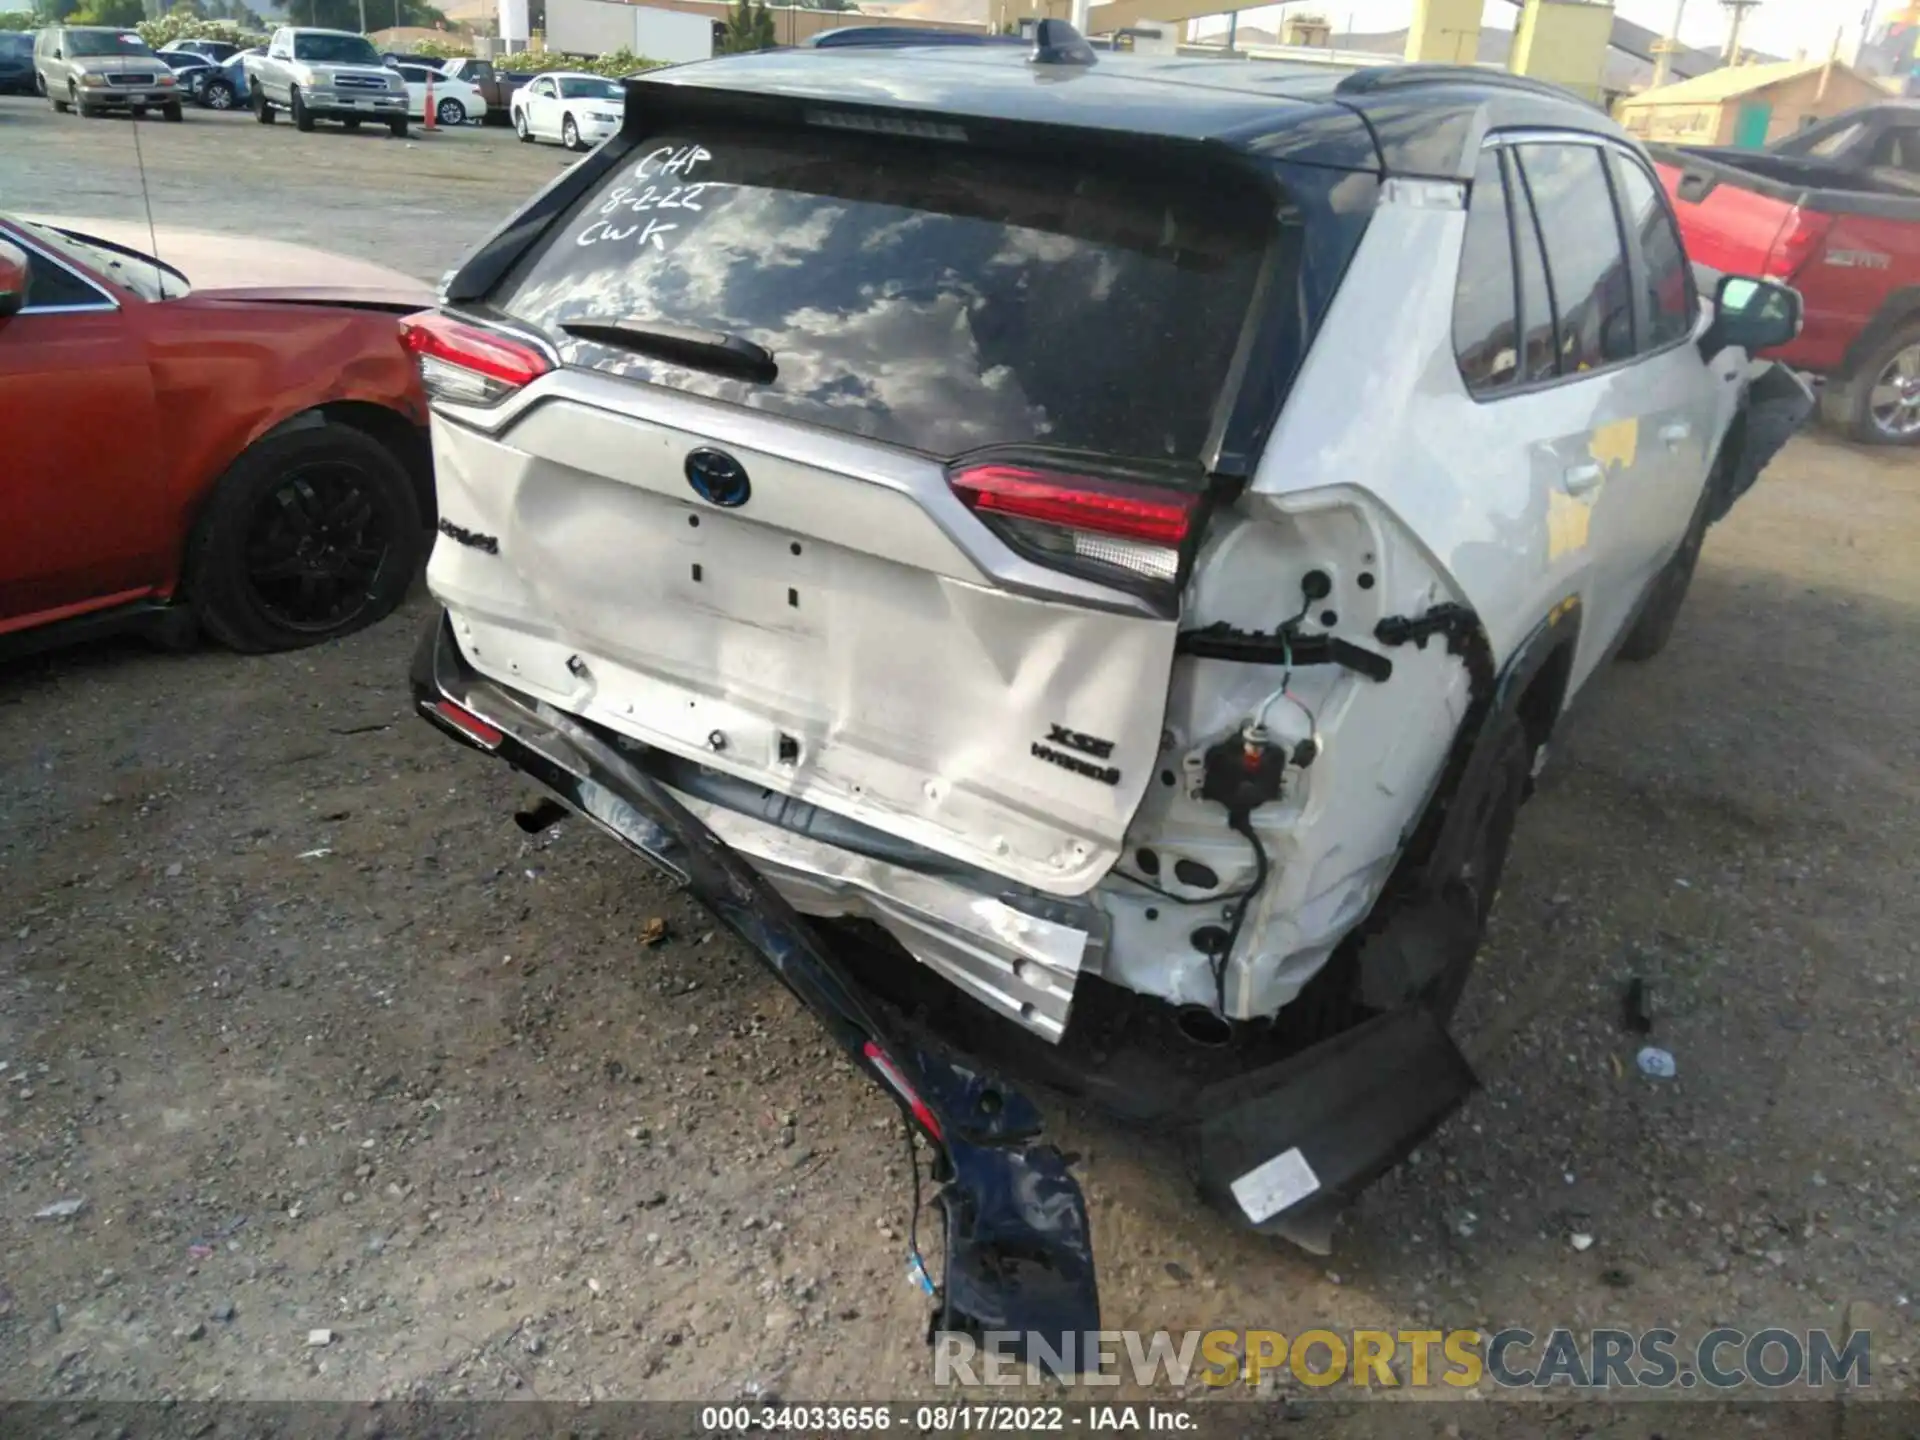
(159, 50), (217, 101)
(435, 56), (531, 125)
(410, 43), (1810, 1332)
(0, 31), (36, 96)
(510, 71), (622, 150)
(198, 47), (256, 110)
(33, 26), (183, 120)
(247, 27), (408, 136)
(1653, 99), (1920, 445)
(393, 62), (486, 125)
(0, 213), (432, 659)
(161, 38), (241, 66)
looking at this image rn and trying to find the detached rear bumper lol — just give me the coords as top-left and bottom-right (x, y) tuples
(411, 611), (1100, 1363)
(412, 607), (1480, 1310)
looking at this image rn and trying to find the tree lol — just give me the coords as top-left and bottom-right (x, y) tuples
(720, 0), (775, 53)
(69, 0), (145, 25)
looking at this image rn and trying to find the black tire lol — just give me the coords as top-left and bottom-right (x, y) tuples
(514, 106), (531, 141)
(1617, 485), (1710, 662)
(343, 117), (361, 131)
(253, 88), (274, 123)
(388, 115), (408, 138)
(187, 423), (423, 654)
(1832, 321), (1920, 447)
(561, 112), (580, 150)
(35, 69), (46, 95)
(436, 97), (464, 127)
(1418, 717), (1532, 1023)
(202, 78), (236, 110)
(161, 101), (183, 122)
(290, 84), (314, 131)
(131, 105), (147, 117)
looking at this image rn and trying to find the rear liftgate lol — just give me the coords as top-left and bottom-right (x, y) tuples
(413, 615), (1098, 1364)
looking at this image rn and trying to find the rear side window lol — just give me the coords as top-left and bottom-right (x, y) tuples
(1514, 143), (1635, 373)
(1452, 149), (1520, 394)
(1612, 157), (1694, 350)
(498, 126), (1278, 464)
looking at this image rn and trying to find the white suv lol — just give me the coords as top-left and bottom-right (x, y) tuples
(404, 35), (1811, 1354)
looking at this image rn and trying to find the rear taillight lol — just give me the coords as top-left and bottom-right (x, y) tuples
(948, 463), (1200, 596)
(1763, 206), (1833, 283)
(399, 311), (550, 407)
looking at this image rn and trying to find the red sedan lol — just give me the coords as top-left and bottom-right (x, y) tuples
(0, 214), (434, 658)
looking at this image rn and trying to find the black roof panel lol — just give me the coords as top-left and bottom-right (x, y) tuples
(633, 49), (1633, 180)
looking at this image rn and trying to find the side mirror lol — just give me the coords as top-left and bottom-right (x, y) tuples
(1701, 274), (1803, 359)
(0, 240), (30, 319)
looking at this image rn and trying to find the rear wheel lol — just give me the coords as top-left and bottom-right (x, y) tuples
(1416, 718), (1531, 1023)
(436, 96), (464, 126)
(1837, 322), (1920, 446)
(202, 77), (236, 109)
(290, 84), (314, 131)
(188, 423), (423, 653)
(1618, 477), (1710, 662)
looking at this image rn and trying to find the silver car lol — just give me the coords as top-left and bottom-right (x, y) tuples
(404, 35), (1817, 1350)
(34, 26), (184, 120)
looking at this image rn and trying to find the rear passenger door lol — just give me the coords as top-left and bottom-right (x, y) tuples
(1451, 136), (1665, 691)
(1608, 148), (1719, 551)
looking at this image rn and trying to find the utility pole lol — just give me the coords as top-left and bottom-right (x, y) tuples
(1854, 0), (1879, 67)
(1651, 0), (1685, 86)
(1720, 0), (1761, 64)
(358, 0), (367, 32)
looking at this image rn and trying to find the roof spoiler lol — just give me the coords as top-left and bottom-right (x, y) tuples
(807, 18), (1098, 67)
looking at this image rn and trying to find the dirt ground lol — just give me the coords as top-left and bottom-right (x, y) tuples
(2, 98), (1918, 1421)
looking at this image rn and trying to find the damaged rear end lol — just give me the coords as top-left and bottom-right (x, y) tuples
(407, 53), (1462, 1347)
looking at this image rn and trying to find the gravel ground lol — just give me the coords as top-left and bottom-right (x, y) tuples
(2, 97), (1917, 1422)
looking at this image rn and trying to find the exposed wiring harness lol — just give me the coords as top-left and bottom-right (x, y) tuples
(901, 1117), (936, 1298)
(1212, 810), (1271, 1022)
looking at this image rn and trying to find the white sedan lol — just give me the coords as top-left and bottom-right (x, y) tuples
(511, 71), (624, 151)
(393, 63), (487, 126)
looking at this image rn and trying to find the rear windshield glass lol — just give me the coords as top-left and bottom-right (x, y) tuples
(497, 125), (1276, 463)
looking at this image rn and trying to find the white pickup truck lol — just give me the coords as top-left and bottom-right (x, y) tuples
(246, 26), (408, 136)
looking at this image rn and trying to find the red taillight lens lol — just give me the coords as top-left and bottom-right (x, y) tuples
(399, 311), (551, 406)
(949, 463), (1200, 594)
(1763, 206), (1833, 283)
(430, 699), (504, 750)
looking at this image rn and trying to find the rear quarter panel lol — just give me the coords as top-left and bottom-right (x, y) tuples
(137, 298), (427, 581)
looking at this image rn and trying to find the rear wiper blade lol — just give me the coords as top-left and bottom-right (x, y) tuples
(559, 318), (777, 383)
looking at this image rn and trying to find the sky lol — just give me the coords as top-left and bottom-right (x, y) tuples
(1197, 0), (1883, 62)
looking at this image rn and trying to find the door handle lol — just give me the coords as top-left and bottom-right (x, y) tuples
(1562, 462), (1605, 497)
(1659, 422), (1692, 448)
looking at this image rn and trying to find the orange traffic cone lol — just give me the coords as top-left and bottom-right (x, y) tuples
(423, 71), (437, 130)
